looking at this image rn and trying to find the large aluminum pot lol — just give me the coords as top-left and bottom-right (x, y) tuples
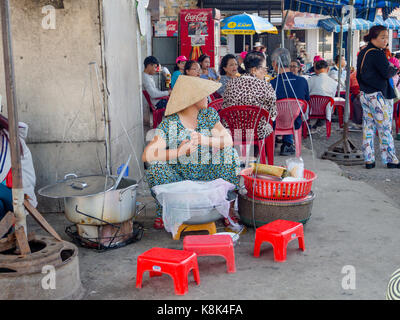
(39, 174), (138, 226)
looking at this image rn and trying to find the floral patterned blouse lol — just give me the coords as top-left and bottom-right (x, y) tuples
(221, 73), (277, 138)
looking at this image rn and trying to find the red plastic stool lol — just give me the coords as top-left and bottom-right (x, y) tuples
(136, 247), (200, 295)
(253, 220), (305, 262)
(183, 235), (236, 273)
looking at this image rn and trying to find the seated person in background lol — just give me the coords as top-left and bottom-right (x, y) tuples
(270, 48), (310, 156)
(222, 51), (277, 141)
(183, 60), (201, 77)
(198, 54), (220, 81)
(217, 54), (239, 96)
(236, 52), (247, 75)
(142, 56), (171, 109)
(328, 55), (347, 92)
(290, 60), (303, 76)
(307, 60), (338, 98)
(349, 67), (363, 130)
(0, 118), (37, 237)
(171, 56), (188, 89)
(307, 60), (339, 130)
(142, 76), (242, 232)
(307, 55), (323, 75)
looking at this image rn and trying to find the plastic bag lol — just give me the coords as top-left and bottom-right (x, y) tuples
(285, 157), (304, 179)
(152, 179), (235, 237)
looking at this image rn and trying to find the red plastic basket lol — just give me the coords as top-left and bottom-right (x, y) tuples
(240, 167), (317, 201)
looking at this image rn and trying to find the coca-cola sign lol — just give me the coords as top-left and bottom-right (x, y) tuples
(166, 21), (178, 37)
(184, 12), (208, 22)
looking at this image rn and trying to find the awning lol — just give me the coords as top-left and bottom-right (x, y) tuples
(284, 0), (400, 21)
(318, 16), (400, 32)
(318, 18), (374, 32)
(373, 15), (400, 29)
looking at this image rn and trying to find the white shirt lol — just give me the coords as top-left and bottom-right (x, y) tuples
(307, 72), (338, 98)
(328, 65), (346, 91)
(142, 72), (169, 107)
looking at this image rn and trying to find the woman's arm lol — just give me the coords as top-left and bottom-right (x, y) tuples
(191, 121), (233, 150)
(142, 135), (196, 162)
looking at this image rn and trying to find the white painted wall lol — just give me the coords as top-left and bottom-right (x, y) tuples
(0, 0), (106, 212)
(306, 29), (318, 63)
(102, 0), (145, 184)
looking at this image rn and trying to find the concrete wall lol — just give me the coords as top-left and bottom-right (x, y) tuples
(101, 0), (145, 185)
(0, 0), (107, 212)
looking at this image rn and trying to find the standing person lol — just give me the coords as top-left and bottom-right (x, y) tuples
(183, 60), (201, 77)
(171, 56), (188, 89)
(270, 48), (310, 156)
(198, 54), (219, 81)
(253, 42), (262, 52)
(217, 54), (239, 96)
(237, 52), (247, 74)
(357, 25), (400, 169)
(142, 56), (171, 109)
(245, 44), (250, 52)
(260, 46), (267, 60)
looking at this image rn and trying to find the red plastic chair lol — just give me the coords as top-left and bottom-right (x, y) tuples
(303, 95), (335, 139)
(183, 235), (236, 273)
(394, 101), (400, 135)
(253, 220), (305, 262)
(275, 98), (308, 158)
(208, 98), (224, 112)
(142, 90), (169, 129)
(219, 105), (274, 165)
(136, 247), (200, 295)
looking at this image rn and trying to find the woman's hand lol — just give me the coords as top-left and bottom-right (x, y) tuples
(177, 139), (197, 157)
(190, 131), (210, 147)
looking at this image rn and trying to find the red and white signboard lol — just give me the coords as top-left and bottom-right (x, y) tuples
(179, 9), (220, 68)
(166, 21), (178, 37)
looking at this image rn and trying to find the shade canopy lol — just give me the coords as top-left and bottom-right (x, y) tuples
(318, 17), (373, 32)
(284, 0), (400, 21)
(221, 13), (278, 35)
(318, 15), (400, 32)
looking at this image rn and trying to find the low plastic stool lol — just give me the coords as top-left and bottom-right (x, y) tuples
(183, 235), (236, 273)
(253, 220), (305, 262)
(136, 247), (200, 295)
(173, 222), (217, 240)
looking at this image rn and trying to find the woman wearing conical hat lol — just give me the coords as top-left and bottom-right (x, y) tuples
(142, 76), (242, 231)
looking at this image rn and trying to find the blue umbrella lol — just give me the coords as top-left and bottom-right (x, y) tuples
(221, 13), (278, 35)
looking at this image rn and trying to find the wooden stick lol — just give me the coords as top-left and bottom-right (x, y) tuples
(24, 199), (62, 241)
(0, 211), (15, 239)
(15, 226), (31, 255)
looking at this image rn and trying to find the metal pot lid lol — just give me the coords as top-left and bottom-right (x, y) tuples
(38, 175), (116, 199)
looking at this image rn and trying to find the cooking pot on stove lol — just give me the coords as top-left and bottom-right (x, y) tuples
(38, 174), (138, 226)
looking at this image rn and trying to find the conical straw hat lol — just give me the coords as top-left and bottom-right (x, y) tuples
(165, 75), (222, 116)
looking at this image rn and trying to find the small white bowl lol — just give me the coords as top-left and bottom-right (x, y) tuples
(214, 232), (239, 246)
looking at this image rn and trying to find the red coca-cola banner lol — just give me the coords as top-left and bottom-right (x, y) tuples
(166, 21), (178, 37)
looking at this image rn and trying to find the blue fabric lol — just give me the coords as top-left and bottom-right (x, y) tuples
(284, 0), (400, 21)
(270, 72), (310, 102)
(170, 71), (182, 89)
(200, 68), (219, 80)
(270, 72), (310, 146)
(0, 183), (13, 238)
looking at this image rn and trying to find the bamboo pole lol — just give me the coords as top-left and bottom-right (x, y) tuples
(0, 0), (29, 247)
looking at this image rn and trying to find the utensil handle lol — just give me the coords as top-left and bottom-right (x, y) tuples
(64, 173), (78, 180)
